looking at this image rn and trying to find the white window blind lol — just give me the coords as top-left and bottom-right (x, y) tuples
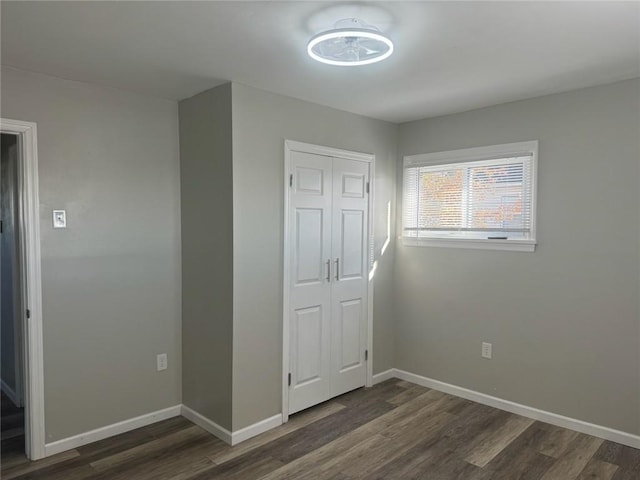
(403, 142), (537, 249)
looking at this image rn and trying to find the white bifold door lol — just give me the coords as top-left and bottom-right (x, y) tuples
(288, 150), (370, 415)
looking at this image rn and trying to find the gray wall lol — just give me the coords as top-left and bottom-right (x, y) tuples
(1, 67), (182, 442)
(3, 64), (633, 444)
(179, 84), (234, 430)
(231, 83), (398, 430)
(1, 133), (19, 395)
(396, 78), (640, 435)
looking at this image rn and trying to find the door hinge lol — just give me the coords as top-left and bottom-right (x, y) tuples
(0, 220), (3, 233)
(365, 349), (368, 361)
(289, 174), (293, 187)
(288, 373), (292, 387)
(26, 309), (31, 319)
(366, 182), (370, 194)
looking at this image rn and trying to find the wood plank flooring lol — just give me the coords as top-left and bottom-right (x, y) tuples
(1, 379), (638, 479)
(1, 390), (26, 473)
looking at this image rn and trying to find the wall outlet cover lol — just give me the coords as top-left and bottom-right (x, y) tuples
(156, 353), (168, 371)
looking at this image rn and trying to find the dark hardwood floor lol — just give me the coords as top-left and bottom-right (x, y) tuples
(1, 379), (638, 479)
(1, 390), (26, 471)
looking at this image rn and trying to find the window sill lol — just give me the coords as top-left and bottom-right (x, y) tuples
(402, 237), (536, 252)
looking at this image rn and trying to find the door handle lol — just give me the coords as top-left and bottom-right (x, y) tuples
(335, 258), (339, 281)
(326, 259), (331, 282)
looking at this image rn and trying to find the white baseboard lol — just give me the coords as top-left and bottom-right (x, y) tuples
(1, 378), (20, 407)
(42, 368), (638, 458)
(43, 404), (283, 458)
(371, 369), (396, 385)
(232, 414), (283, 445)
(391, 368), (640, 450)
(181, 405), (282, 446)
(180, 405), (233, 445)
(44, 405), (181, 457)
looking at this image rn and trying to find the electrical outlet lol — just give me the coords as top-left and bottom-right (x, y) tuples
(481, 342), (492, 359)
(157, 353), (168, 371)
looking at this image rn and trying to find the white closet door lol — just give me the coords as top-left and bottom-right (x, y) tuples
(288, 151), (333, 414)
(330, 157), (369, 397)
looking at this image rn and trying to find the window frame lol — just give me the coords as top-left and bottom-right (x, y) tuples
(402, 141), (538, 252)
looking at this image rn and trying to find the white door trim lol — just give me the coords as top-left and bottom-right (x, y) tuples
(0, 118), (45, 460)
(282, 140), (374, 423)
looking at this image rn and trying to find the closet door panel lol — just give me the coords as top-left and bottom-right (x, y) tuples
(330, 157), (369, 397)
(288, 151), (332, 414)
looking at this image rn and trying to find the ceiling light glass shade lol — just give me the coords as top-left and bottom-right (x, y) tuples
(307, 18), (394, 66)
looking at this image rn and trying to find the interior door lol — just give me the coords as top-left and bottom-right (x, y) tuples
(330, 158), (369, 397)
(288, 151), (332, 414)
(288, 149), (370, 415)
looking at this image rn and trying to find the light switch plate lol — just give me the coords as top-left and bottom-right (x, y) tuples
(53, 210), (66, 229)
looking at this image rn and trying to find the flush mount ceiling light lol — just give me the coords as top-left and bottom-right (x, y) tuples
(307, 18), (394, 66)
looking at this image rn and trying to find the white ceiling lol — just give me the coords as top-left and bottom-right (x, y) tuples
(2, 1), (639, 123)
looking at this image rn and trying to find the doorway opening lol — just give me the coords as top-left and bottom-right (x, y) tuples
(1, 133), (26, 462)
(0, 119), (45, 461)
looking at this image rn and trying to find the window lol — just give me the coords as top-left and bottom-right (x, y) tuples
(403, 141), (537, 252)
